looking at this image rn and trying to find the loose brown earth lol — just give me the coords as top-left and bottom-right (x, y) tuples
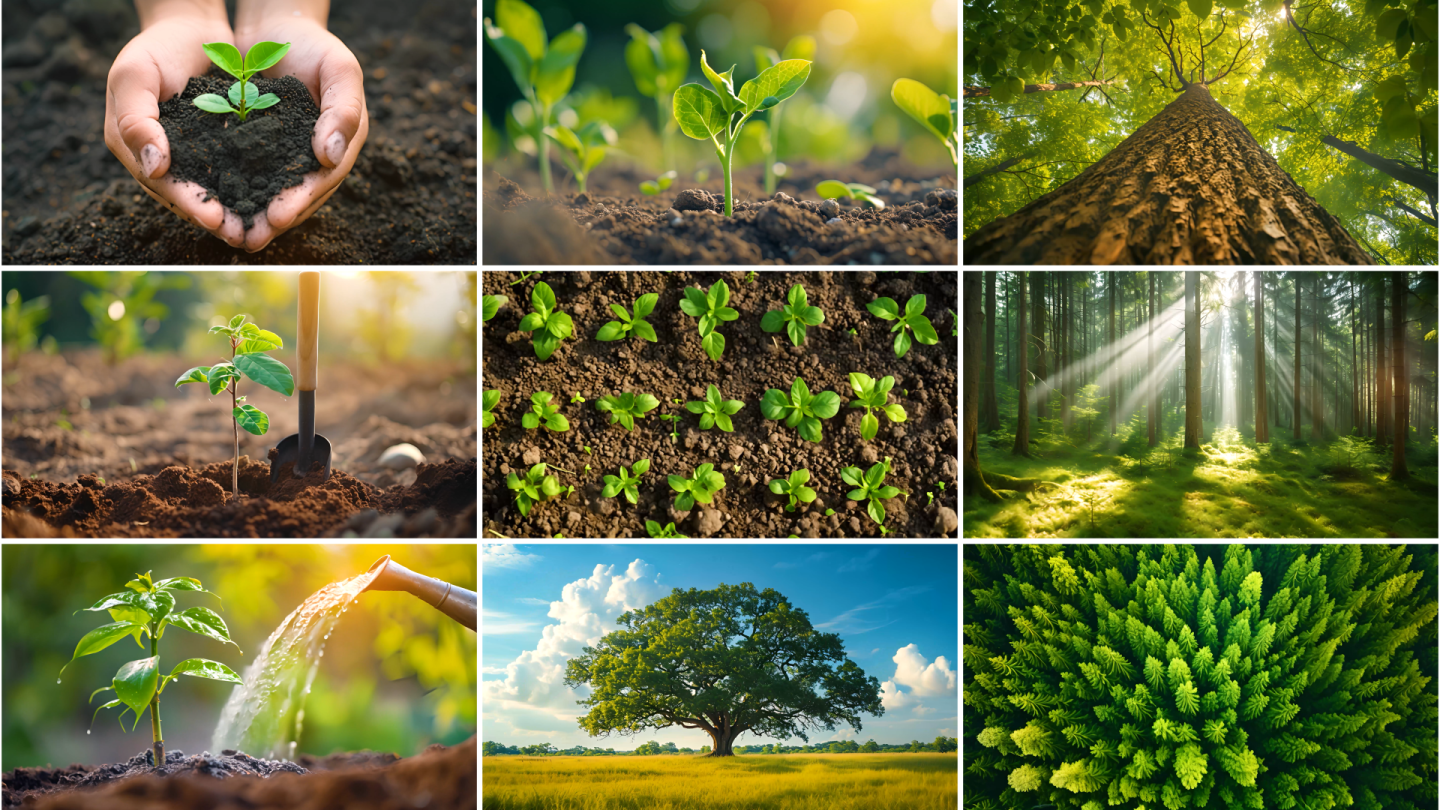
(1, 736), (476, 809)
(482, 152), (958, 265)
(482, 270), (959, 539)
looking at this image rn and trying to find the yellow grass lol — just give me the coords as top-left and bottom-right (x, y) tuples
(483, 752), (959, 810)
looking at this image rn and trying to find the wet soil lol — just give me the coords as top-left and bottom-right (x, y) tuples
(2, 736), (476, 809)
(2, 0), (476, 264)
(481, 270), (959, 539)
(159, 71), (323, 229)
(482, 151), (958, 265)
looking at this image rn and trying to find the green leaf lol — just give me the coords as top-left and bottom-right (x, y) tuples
(884, 403), (908, 423)
(797, 415), (823, 443)
(112, 656), (160, 725)
(867, 297), (900, 320)
(761, 389), (790, 420)
(739, 59), (811, 113)
(861, 411), (879, 441)
(786, 319), (804, 346)
(232, 353), (294, 396)
(207, 363), (239, 396)
(168, 606), (238, 648)
(810, 391), (841, 419)
(166, 657), (243, 687)
(153, 577), (217, 598)
(769, 479), (787, 494)
(1394, 18), (1413, 59)
(1376, 9), (1408, 42)
(674, 84), (728, 141)
(596, 321), (627, 341)
(721, 399), (744, 415)
(517, 312), (546, 332)
(175, 366), (211, 388)
(893, 78), (953, 142)
(630, 320), (658, 342)
(895, 329), (913, 358)
(910, 316), (940, 345)
(194, 94), (237, 114)
(496, 0), (547, 61)
(699, 49), (744, 112)
(244, 41), (290, 75)
(545, 124), (584, 156)
(760, 309), (786, 333)
(640, 180), (659, 194)
(633, 293), (658, 320)
(232, 404), (269, 435)
(1375, 75), (1409, 105)
(1384, 95), (1420, 140)
(702, 332), (725, 361)
(202, 42), (244, 79)
(625, 25), (661, 96)
(522, 412), (540, 429)
(875, 485), (900, 499)
(546, 311), (574, 340)
(841, 467), (863, 486)
(715, 413), (734, 432)
(1187, 0), (1212, 20)
(816, 180), (852, 200)
(532, 281), (556, 312)
(235, 328), (283, 354)
(485, 25), (535, 93)
(59, 622), (144, 678)
(867, 498), (885, 525)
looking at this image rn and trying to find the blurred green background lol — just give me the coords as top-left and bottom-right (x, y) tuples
(482, 0), (959, 176)
(2, 544), (477, 771)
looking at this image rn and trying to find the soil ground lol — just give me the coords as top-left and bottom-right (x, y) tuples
(482, 152), (958, 265)
(2, 0), (476, 264)
(2, 349), (477, 537)
(482, 270), (959, 539)
(2, 735), (476, 809)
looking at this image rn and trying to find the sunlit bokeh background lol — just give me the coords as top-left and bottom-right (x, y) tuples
(1, 544), (477, 771)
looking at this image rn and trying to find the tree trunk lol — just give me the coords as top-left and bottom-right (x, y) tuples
(1293, 274), (1303, 441)
(1148, 271), (1157, 446)
(1391, 272), (1409, 479)
(1034, 273), (1048, 421)
(981, 271), (1000, 431)
(1185, 271), (1201, 450)
(964, 83), (1374, 264)
(1255, 271), (1268, 443)
(963, 80), (1118, 98)
(1013, 272), (1031, 456)
(1351, 274), (1358, 434)
(1394, 200), (1438, 228)
(964, 152), (1035, 189)
(965, 272), (1001, 502)
(1376, 276), (1390, 446)
(1062, 273), (1072, 431)
(1312, 275), (1323, 441)
(1109, 275), (1117, 435)
(704, 727), (742, 757)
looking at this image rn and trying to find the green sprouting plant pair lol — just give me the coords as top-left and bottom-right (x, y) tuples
(866, 294), (940, 358)
(816, 181), (886, 209)
(761, 284), (824, 346)
(192, 42), (291, 122)
(679, 280), (739, 361)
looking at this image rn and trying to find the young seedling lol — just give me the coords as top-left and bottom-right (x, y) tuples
(761, 377), (840, 443)
(601, 459), (650, 505)
(668, 463), (726, 511)
(753, 36), (816, 195)
(948, 309), (958, 337)
(544, 120), (615, 193)
(596, 293), (659, 342)
(848, 327), (858, 336)
(866, 294), (940, 358)
(582, 445), (592, 454)
(815, 181), (886, 209)
(646, 519), (688, 538)
(657, 413), (681, 444)
(595, 392), (660, 431)
(192, 42), (291, 122)
(482, 295), (508, 322)
(510, 271), (542, 286)
(63, 571), (241, 768)
(175, 315), (294, 499)
(848, 373), (907, 441)
(743, 271), (759, 284)
(768, 469), (817, 512)
(507, 462), (562, 517)
(485, 0), (587, 192)
(684, 384), (745, 432)
(625, 23), (689, 173)
(841, 457), (903, 526)
(891, 78), (956, 168)
(516, 281), (573, 361)
(673, 50), (812, 216)
(522, 392), (569, 432)
(824, 508), (837, 517)
(483, 389), (500, 429)
(639, 170), (678, 196)
(678, 279), (739, 361)
(760, 283), (824, 346)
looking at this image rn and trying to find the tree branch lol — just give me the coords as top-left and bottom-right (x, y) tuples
(1140, 10), (1188, 90)
(1394, 200), (1438, 228)
(964, 151), (1037, 188)
(964, 80), (1118, 98)
(1283, 0), (1354, 73)
(1204, 21), (1255, 85)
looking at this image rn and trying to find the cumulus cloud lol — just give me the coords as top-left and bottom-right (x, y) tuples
(880, 679), (912, 710)
(484, 544), (542, 569)
(891, 644), (956, 696)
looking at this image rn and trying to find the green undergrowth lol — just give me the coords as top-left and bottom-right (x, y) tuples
(968, 416), (1438, 538)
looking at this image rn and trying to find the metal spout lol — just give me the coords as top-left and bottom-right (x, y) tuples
(362, 555), (477, 631)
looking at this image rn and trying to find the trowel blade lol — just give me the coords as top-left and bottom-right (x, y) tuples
(270, 433), (333, 484)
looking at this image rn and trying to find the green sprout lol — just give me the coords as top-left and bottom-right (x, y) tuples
(815, 180), (885, 209)
(848, 327), (858, 336)
(521, 392), (569, 432)
(3, 288), (50, 364)
(761, 377), (841, 444)
(753, 36), (815, 196)
(678, 279), (739, 361)
(824, 508), (837, 517)
(601, 459), (650, 505)
(668, 463), (727, 511)
(866, 294), (940, 358)
(544, 121), (615, 193)
(583, 445), (592, 454)
(684, 384), (745, 432)
(516, 282), (573, 361)
(62, 571), (241, 768)
(640, 170), (678, 196)
(510, 271), (542, 286)
(948, 309), (958, 337)
(192, 42), (291, 122)
(891, 78), (956, 168)
(673, 50), (812, 216)
(595, 392), (660, 431)
(485, 0), (586, 192)
(571, 393), (586, 404)
(507, 462), (562, 517)
(760, 283), (824, 346)
(744, 271), (759, 284)
(646, 520), (688, 539)
(848, 373), (907, 441)
(657, 413), (681, 444)
(768, 469), (817, 512)
(625, 22), (689, 172)
(596, 293), (659, 342)
(483, 389), (500, 429)
(841, 457), (903, 526)
(175, 315), (293, 500)
(482, 295), (508, 322)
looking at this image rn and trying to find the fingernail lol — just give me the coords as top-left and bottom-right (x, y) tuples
(325, 131), (347, 166)
(140, 144), (162, 178)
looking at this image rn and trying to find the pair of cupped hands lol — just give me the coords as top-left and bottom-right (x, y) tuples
(104, 1), (368, 251)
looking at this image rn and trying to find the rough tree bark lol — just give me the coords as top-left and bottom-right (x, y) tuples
(1391, 271), (1409, 480)
(981, 271), (1000, 431)
(964, 272), (1001, 502)
(1293, 274), (1302, 441)
(1148, 271), (1157, 446)
(1376, 275), (1390, 446)
(1012, 271), (1031, 456)
(1185, 271), (1201, 450)
(964, 83), (1374, 264)
(1255, 271), (1268, 442)
(963, 80), (1117, 98)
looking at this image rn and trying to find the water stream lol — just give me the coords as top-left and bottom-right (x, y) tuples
(211, 567), (382, 759)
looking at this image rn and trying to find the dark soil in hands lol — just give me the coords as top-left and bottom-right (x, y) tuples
(1, 736), (476, 809)
(158, 70), (322, 229)
(482, 270), (959, 538)
(482, 152), (958, 265)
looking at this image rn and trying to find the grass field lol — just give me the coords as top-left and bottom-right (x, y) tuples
(482, 753), (959, 810)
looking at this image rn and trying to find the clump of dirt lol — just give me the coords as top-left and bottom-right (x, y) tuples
(158, 70), (323, 228)
(2, 737), (476, 810)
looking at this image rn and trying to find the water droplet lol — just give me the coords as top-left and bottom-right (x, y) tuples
(57, 679), (62, 684)
(87, 729), (92, 735)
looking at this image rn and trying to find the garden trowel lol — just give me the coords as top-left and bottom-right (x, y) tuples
(271, 271), (332, 483)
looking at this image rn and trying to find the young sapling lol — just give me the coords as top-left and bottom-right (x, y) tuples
(668, 463), (727, 511)
(516, 281), (573, 361)
(639, 170), (678, 196)
(841, 457), (904, 526)
(544, 120), (615, 193)
(866, 294), (940, 358)
(753, 35), (815, 195)
(646, 520), (688, 539)
(625, 23), (689, 172)
(891, 78), (957, 168)
(815, 181), (886, 209)
(595, 391), (660, 431)
(673, 50), (811, 216)
(192, 42), (290, 122)
(482, 295), (508, 322)
(521, 392), (569, 432)
(483, 389), (500, 429)
(657, 413), (681, 444)
(507, 462), (562, 516)
(684, 384), (745, 432)
(601, 459), (650, 504)
(847, 373), (907, 441)
(768, 469), (817, 512)
(761, 377), (841, 443)
(596, 293), (659, 342)
(948, 309), (958, 337)
(678, 279), (739, 361)
(760, 283), (824, 346)
(63, 571), (241, 768)
(744, 271), (759, 284)
(175, 315), (294, 499)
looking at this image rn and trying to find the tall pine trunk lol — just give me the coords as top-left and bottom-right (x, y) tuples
(964, 272), (1001, 502)
(1062, 273), (1072, 431)
(1109, 276), (1117, 435)
(1013, 272), (1031, 456)
(1376, 276), (1390, 447)
(1035, 273), (1049, 421)
(1391, 271), (1409, 479)
(1185, 271), (1201, 450)
(1148, 271), (1157, 446)
(1311, 275), (1323, 441)
(1351, 275), (1358, 434)
(981, 271), (1000, 431)
(964, 84), (1373, 264)
(1255, 271), (1268, 443)
(1293, 275), (1302, 441)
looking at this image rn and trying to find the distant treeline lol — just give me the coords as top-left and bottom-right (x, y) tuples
(482, 737), (959, 757)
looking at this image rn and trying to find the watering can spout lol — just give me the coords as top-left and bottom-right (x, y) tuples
(363, 556), (477, 631)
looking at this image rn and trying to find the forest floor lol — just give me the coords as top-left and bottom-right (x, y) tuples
(965, 417), (1438, 539)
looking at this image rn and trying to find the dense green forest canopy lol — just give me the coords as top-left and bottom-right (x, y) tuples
(963, 0), (1439, 264)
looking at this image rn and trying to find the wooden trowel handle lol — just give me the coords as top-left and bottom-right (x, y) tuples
(298, 271), (319, 392)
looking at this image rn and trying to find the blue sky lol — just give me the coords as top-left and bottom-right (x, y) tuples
(482, 543), (957, 751)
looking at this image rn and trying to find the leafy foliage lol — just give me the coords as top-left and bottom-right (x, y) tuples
(506, 462), (562, 517)
(684, 384), (745, 432)
(761, 377), (841, 443)
(866, 294), (939, 358)
(841, 457), (903, 526)
(516, 282), (573, 361)
(760, 284), (824, 346)
(594, 391), (660, 431)
(847, 373), (907, 441)
(521, 392), (569, 432)
(596, 293), (659, 343)
(768, 469), (818, 512)
(667, 463), (726, 511)
(678, 280), (739, 361)
(600, 460), (649, 505)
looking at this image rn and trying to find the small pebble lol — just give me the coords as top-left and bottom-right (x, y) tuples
(819, 199), (840, 218)
(378, 443), (425, 469)
(826, 217), (843, 225)
(772, 192), (793, 203)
